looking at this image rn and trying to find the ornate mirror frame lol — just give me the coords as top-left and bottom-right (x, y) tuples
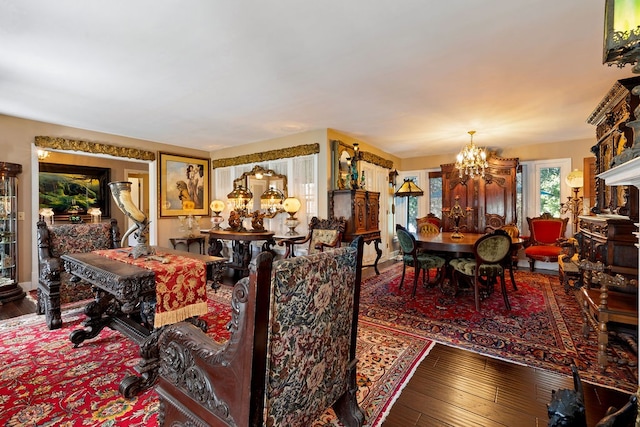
(233, 165), (288, 217)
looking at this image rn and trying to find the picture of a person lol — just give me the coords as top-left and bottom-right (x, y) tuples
(186, 164), (204, 208)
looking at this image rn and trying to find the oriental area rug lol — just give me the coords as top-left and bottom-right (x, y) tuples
(359, 263), (638, 394)
(0, 286), (433, 427)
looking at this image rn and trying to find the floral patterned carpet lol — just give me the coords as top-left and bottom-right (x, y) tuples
(359, 263), (638, 394)
(0, 286), (433, 426)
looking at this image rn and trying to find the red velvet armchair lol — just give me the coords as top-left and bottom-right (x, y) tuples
(524, 213), (569, 272)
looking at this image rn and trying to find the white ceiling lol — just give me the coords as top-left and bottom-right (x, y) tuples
(0, 1), (635, 158)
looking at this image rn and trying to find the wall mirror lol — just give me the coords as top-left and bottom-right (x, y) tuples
(332, 140), (355, 190)
(233, 165), (288, 216)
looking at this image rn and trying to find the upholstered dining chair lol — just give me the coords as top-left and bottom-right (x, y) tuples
(524, 213), (568, 271)
(499, 223), (520, 290)
(449, 229), (513, 311)
(396, 224), (446, 297)
(278, 216), (346, 258)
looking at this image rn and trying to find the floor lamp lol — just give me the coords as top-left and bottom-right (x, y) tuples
(395, 178), (424, 228)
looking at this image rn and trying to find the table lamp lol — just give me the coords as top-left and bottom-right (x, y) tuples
(283, 197), (301, 235)
(210, 199), (225, 230)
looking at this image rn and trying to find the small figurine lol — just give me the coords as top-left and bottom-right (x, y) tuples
(227, 210), (242, 231)
(251, 210), (266, 231)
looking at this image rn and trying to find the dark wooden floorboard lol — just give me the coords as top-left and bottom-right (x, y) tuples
(1, 263), (634, 426)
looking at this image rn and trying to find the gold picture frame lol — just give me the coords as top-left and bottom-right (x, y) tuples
(159, 152), (210, 217)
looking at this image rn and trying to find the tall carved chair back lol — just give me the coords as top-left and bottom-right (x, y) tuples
(278, 216), (346, 258)
(156, 238), (365, 427)
(524, 213), (568, 271)
(449, 229), (513, 311)
(396, 224), (446, 297)
(416, 213), (442, 232)
(36, 219), (120, 329)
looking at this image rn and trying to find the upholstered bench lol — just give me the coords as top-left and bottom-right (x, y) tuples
(36, 220), (120, 329)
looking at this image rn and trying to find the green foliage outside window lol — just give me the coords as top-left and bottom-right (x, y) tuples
(539, 167), (560, 216)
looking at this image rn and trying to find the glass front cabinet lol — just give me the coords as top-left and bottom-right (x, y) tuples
(0, 162), (24, 303)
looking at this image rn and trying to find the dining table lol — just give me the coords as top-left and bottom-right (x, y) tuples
(411, 230), (524, 292)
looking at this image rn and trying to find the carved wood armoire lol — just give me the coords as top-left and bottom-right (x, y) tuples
(440, 156), (520, 233)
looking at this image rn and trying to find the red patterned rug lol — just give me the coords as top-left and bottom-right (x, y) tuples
(359, 263), (638, 393)
(1, 287), (433, 426)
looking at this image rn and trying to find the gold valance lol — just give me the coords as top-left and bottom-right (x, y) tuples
(34, 136), (156, 162)
(212, 143), (320, 168)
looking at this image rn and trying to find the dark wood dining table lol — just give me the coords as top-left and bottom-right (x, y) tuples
(412, 231), (524, 255)
(411, 231), (524, 291)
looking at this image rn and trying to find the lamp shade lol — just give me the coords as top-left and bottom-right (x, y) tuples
(565, 169), (584, 188)
(603, 0), (640, 66)
(395, 179), (424, 197)
(282, 197), (301, 214)
(227, 186), (253, 210)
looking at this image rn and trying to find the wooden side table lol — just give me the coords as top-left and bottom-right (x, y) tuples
(169, 236), (206, 254)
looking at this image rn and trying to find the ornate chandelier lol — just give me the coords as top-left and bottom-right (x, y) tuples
(455, 130), (488, 179)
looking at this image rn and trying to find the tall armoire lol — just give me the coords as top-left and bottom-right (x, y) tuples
(440, 155), (520, 233)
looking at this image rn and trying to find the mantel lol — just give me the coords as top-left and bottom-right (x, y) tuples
(598, 156), (640, 188)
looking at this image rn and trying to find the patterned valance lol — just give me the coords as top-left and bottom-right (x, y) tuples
(212, 143), (320, 168)
(35, 136), (156, 162)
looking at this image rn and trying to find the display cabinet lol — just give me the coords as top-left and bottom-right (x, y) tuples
(0, 162), (24, 303)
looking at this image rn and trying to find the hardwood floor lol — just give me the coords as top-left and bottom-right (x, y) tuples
(1, 265), (634, 426)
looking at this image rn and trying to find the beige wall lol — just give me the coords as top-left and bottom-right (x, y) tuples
(0, 114), (210, 287)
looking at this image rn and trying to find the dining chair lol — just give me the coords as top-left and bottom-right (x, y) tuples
(396, 224), (446, 297)
(449, 229), (513, 311)
(499, 223), (520, 290)
(524, 213), (568, 271)
(416, 213), (442, 231)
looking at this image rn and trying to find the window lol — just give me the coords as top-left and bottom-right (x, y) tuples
(428, 172), (442, 220)
(520, 158), (572, 236)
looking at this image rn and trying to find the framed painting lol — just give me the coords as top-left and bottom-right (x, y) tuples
(38, 163), (111, 220)
(159, 152), (210, 217)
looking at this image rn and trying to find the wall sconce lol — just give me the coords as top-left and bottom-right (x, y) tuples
(39, 208), (54, 226)
(37, 149), (50, 161)
(603, 0), (640, 165)
(282, 197), (302, 236)
(87, 207), (102, 223)
(209, 199), (225, 230)
(560, 169), (584, 228)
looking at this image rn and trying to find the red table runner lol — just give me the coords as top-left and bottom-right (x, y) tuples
(93, 248), (208, 328)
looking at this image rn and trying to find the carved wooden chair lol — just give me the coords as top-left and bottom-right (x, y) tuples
(524, 213), (569, 271)
(36, 219), (120, 329)
(449, 229), (513, 311)
(278, 216), (346, 258)
(416, 213), (442, 232)
(156, 238), (365, 427)
(396, 224), (446, 297)
(577, 260), (638, 371)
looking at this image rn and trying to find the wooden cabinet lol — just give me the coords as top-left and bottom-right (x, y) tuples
(587, 76), (639, 221)
(0, 162), (24, 303)
(578, 215), (638, 277)
(329, 189), (380, 241)
(329, 189), (382, 273)
(581, 77), (639, 280)
(440, 156), (519, 233)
